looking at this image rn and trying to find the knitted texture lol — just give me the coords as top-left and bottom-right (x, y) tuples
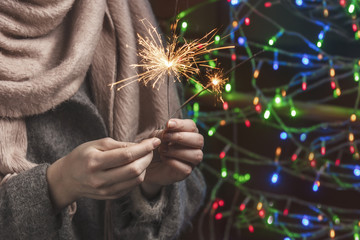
(0, 0), (180, 175)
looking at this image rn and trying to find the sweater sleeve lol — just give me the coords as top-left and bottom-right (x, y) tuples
(114, 168), (206, 240)
(0, 164), (75, 240)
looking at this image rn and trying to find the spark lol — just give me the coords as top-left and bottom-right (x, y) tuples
(205, 68), (228, 102)
(109, 19), (234, 91)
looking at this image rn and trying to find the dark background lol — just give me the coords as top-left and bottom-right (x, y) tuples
(149, 1), (360, 239)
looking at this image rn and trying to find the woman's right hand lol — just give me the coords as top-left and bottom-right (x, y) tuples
(46, 137), (161, 211)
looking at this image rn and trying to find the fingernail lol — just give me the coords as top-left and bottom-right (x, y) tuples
(152, 138), (161, 148)
(168, 120), (176, 128)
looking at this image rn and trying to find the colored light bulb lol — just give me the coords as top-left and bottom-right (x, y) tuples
(239, 203), (246, 211)
(349, 4), (355, 14)
(238, 37), (246, 46)
(280, 132), (288, 140)
(215, 213), (223, 220)
(271, 173), (279, 183)
(181, 21), (188, 30)
(208, 127), (216, 136)
(354, 166), (360, 177)
(295, 0), (303, 6)
(302, 55), (310, 65)
(302, 216), (310, 226)
(264, 110), (271, 119)
(330, 229), (335, 238)
(351, 114), (357, 122)
(225, 83), (232, 92)
(214, 35), (221, 44)
(259, 209), (265, 218)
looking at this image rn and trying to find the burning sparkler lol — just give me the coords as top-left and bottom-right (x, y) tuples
(169, 50), (265, 119)
(109, 19), (234, 91)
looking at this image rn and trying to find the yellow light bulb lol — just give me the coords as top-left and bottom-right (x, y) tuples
(232, 21), (238, 28)
(253, 96), (259, 105)
(330, 229), (335, 238)
(308, 152), (314, 161)
(351, 114), (357, 122)
(253, 70), (260, 79)
(257, 202), (263, 211)
(275, 147), (282, 156)
(330, 68), (335, 77)
(336, 88), (341, 96)
(349, 133), (355, 142)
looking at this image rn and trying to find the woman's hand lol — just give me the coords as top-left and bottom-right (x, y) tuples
(141, 119), (204, 199)
(47, 137), (161, 211)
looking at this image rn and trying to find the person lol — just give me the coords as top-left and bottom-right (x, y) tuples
(0, 0), (206, 239)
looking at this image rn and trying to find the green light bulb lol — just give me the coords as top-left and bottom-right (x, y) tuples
(354, 233), (359, 240)
(214, 35), (221, 44)
(349, 4), (355, 14)
(264, 110), (271, 119)
(291, 108), (297, 117)
(355, 72), (360, 82)
(317, 41), (322, 48)
(225, 83), (232, 92)
(221, 168), (227, 178)
(193, 102), (200, 112)
(208, 127), (216, 136)
(181, 21), (188, 30)
(274, 95), (282, 105)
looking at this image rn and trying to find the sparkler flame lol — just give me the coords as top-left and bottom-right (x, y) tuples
(110, 19), (233, 91)
(205, 69), (228, 103)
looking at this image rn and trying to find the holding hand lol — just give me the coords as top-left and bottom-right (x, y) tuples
(141, 119), (204, 198)
(47, 137), (161, 210)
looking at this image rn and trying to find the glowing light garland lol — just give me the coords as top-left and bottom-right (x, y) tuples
(177, 0), (360, 239)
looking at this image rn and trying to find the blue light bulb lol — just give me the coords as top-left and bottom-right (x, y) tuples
(295, 0), (303, 6)
(280, 132), (288, 140)
(271, 173), (279, 183)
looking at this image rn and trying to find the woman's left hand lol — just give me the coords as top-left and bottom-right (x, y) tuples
(140, 118), (204, 199)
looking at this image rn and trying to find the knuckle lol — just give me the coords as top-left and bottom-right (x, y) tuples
(123, 149), (134, 161)
(98, 188), (110, 196)
(89, 177), (104, 189)
(102, 137), (114, 148)
(175, 132), (183, 142)
(86, 157), (99, 172)
(129, 164), (143, 177)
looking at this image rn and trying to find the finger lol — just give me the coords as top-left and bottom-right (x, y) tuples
(93, 171), (147, 199)
(162, 132), (204, 149)
(158, 158), (194, 182)
(92, 137), (134, 151)
(166, 119), (198, 133)
(98, 152), (153, 186)
(99, 138), (161, 169)
(160, 145), (203, 166)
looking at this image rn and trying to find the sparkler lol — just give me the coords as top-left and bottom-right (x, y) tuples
(169, 50), (265, 119)
(109, 19), (234, 91)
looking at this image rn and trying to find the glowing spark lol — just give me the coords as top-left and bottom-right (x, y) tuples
(205, 69), (228, 102)
(110, 19), (234, 91)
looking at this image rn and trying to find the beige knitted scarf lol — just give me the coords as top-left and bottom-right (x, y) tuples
(0, 0), (180, 238)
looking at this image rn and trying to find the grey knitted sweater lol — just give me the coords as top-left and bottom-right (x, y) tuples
(0, 81), (206, 240)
